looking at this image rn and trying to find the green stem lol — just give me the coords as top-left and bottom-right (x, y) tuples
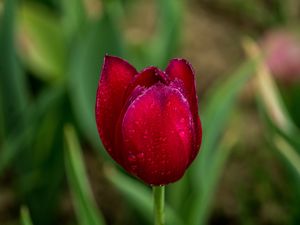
(153, 186), (165, 225)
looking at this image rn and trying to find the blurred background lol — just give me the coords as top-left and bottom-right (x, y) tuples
(1, 0), (300, 225)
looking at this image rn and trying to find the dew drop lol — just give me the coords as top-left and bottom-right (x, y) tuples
(161, 137), (167, 142)
(179, 131), (185, 137)
(128, 154), (136, 162)
(129, 128), (136, 134)
(137, 152), (144, 159)
(143, 129), (149, 139)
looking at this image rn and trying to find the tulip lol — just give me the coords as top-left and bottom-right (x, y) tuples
(261, 29), (300, 83)
(95, 55), (202, 186)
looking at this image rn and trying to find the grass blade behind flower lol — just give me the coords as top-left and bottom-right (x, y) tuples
(67, 12), (123, 154)
(187, 58), (257, 225)
(64, 125), (106, 225)
(20, 206), (34, 225)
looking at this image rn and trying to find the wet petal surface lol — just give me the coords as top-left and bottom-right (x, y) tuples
(95, 56), (137, 160)
(166, 59), (202, 161)
(121, 84), (193, 185)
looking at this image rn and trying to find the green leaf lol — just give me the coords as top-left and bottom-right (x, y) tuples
(0, 92), (4, 141)
(20, 206), (34, 225)
(256, 79), (300, 178)
(193, 58), (257, 183)
(187, 129), (238, 225)
(244, 37), (299, 135)
(0, 0), (30, 136)
(0, 0), (31, 177)
(274, 135), (300, 177)
(186, 59), (257, 225)
(19, 108), (65, 225)
(0, 125), (33, 176)
(67, 12), (123, 153)
(59, 0), (87, 39)
(17, 2), (66, 82)
(104, 167), (184, 225)
(246, 38), (300, 178)
(0, 86), (64, 176)
(64, 124), (106, 225)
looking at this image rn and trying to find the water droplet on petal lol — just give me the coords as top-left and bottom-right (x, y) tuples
(128, 154), (136, 162)
(179, 131), (185, 137)
(137, 152), (144, 159)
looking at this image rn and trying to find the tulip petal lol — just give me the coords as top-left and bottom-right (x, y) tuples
(121, 84), (193, 185)
(124, 67), (169, 99)
(113, 67), (169, 164)
(166, 59), (202, 161)
(95, 55), (137, 158)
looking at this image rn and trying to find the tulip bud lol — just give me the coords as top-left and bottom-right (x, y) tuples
(261, 29), (300, 83)
(95, 56), (202, 185)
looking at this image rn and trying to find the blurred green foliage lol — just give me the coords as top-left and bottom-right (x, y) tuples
(64, 125), (106, 225)
(1, 0), (300, 225)
(20, 206), (34, 225)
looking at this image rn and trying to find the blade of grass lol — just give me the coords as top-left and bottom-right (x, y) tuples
(0, 126), (33, 175)
(64, 124), (106, 225)
(185, 57), (256, 225)
(0, 0), (31, 177)
(0, 0), (29, 136)
(20, 206), (34, 225)
(0, 93), (4, 141)
(244, 38), (300, 172)
(192, 58), (257, 183)
(19, 109), (65, 225)
(188, 128), (238, 225)
(0, 86), (64, 176)
(274, 135), (300, 177)
(243, 38), (298, 135)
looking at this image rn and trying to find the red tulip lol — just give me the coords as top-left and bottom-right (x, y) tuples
(95, 55), (202, 185)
